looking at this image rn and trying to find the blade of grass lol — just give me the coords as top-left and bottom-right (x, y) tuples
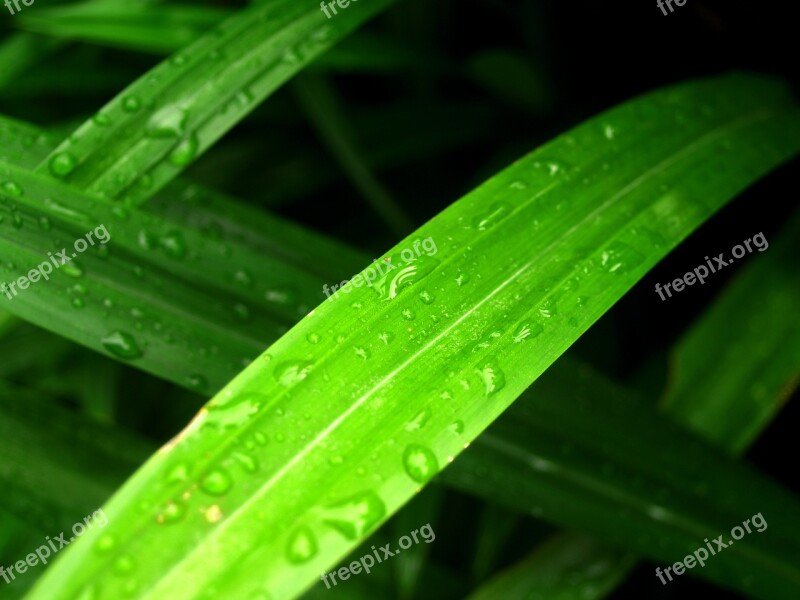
(468, 533), (635, 600)
(662, 212), (800, 452)
(444, 356), (800, 599)
(33, 0), (398, 205)
(465, 217), (800, 599)
(0, 112), (369, 393)
(24, 74), (800, 600)
(16, 3), (420, 73)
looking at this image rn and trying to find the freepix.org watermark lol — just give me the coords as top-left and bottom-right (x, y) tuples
(321, 523), (435, 589)
(654, 232), (767, 301)
(1, 225), (110, 301)
(0, 509), (108, 585)
(655, 512), (767, 585)
(322, 237), (438, 301)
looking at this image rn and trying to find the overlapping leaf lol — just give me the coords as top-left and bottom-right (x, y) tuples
(25, 74), (800, 599)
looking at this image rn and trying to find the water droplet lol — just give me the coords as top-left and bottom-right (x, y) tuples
(403, 444), (439, 484)
(1, 181), (22, 196)
(472, 202), (512, 231)
(49, 152), (77, 177)
(234, 269), (253, 287)
(354, 346), (370, 360)
(187, 374), (208, 391)
(455, 272), (470, 286)
(233, 303), (250, 321)
(378, 331), (394, 345)
(101, 330), (143, 360)
(136, 229), (158, 250)
(147, 105), (189, 139)
(232, 452), (258, 473)
(538, 298), (557, 319)
(169, 134), (199, 166)
(38, 216), (52, 231)
(405, 407), (431, 432)
(94, 534), (115, 554)
(282, 48), (301, 65)
(61, 262), (84, 278)
(71, 298), (85, 309)
(476, 358), (506, 396)
(92, 113), (111, 127)
(603, 123), (617, 139)
(401, 308), (415, 321)
(286, 527), (317, 563)
(322, 491), (386, 540)
(167, 463), (189, 484)
(111, 206), (129, 220)
(122, 96), (142, 112)
(113, 555), (135, 575)
(449, 420), (464, 434)
(597, 241), (645, 275)
(161, 230), (187, 258)
(418, 290), (435, 304)
(201, 468), (233, 496)
(306, 332), (321, 344)
(156, 500), (187, 524)
(515, 322), (542, 341)
(275, 360), (313, 386)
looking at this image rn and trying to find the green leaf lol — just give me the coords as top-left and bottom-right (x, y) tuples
(33, 0), (398, 205)
(444, 357), (800, 599)
(25, 74), (800, 600)
(464, 219), (800, 599)
(662, 212), (800, 452)
(16, 3), (420, 73)
(0, 382), (149, 534)
(0, 114), (367, 392)
(467, 533), (635, 600)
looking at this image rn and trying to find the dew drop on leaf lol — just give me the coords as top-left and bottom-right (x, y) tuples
(169, 134), (199, 166)
(122, 95), (142, 112)
(471, 202), (512, 231)
(187, 374), (208, 392)
(1, 181), (22, 196)
(402, 444), (439, 484)
(232, 452), (258, 473)
(405, 407), (431, 432)
(160, 230), (187, 258)
(322, 491), (386, 540)
(418, 290), (435, 304)
(476, 358), (506, 397)
(94, 534), (115, 554)
(101, 330), (143, 360)
(201, 468), (233, 496)
(92, 113), (111, 127)
(597, 241), (645, 275)
(147, 105), (189, 138)
(286, 527), (318, 563)
(156, 500), (186, 524)
(274, 360), (314, 386)
(113, 555), (135, 575)
(49, 152), (77, 177)
(449, 420), (465, 435)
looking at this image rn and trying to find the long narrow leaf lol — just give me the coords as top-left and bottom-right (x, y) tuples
(27, 74), (800, 600)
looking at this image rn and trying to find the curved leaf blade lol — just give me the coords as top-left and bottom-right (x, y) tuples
(26, 74), (800, 600)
